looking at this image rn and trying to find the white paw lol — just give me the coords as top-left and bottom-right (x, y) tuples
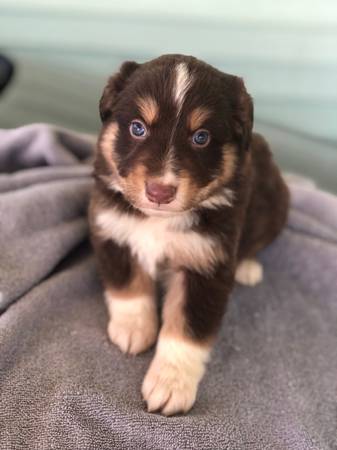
(235, 259), (263, 286)
(107, 319), (157, 355)
(142, 359), (197, 416)
(142, 338), (209, 416)
(106, 294), (158, 355)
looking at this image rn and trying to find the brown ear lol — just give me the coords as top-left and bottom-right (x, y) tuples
(231, 77), (254, 151)
(99, 61), (140, 122)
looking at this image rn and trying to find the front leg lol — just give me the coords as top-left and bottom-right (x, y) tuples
(93, 238), (158, 355)
(142, 265), (234, 415)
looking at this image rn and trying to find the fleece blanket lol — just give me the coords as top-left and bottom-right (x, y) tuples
(0, 124), (336, 450)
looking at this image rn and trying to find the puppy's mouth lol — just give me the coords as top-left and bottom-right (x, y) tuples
(103, 166), (228, 216)
(121, 174), (192, 216)
(138, 207), (187, 217)
(138, 181), (183, 216)
(103, 169), (231, 216)
(132, 186), (187, 217)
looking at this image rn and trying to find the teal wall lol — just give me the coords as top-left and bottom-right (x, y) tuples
(0, 1), (336, 189)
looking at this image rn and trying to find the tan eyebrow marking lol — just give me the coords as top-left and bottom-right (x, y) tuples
(187, 107), (212, 130)
(221, 144), (237, 183)
(100, 121), (119, 172)
(136, 96), (159, 125)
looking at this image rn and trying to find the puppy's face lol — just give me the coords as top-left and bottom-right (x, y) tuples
(96, 55), (253, 216)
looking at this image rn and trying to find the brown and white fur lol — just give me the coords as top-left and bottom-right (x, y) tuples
(88, 54), (289, 416)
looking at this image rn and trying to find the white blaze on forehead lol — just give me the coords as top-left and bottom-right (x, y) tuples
(174, 63), (192, 113)
(166, 62), (192, 169)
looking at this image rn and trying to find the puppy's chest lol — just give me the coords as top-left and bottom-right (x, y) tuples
(126, 221), (176, 275)
(96, 209), (221, 277)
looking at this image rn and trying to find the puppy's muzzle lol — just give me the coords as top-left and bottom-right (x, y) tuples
(145, 181), (177, 204)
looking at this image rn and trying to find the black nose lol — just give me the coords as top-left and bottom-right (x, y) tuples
(145, 181), (177, 204)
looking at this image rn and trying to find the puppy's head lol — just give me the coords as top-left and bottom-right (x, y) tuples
(95, 54), (253, 216)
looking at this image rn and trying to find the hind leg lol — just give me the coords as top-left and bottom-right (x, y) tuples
(235, 135), (289, 287)
(235, 259), (263, 286)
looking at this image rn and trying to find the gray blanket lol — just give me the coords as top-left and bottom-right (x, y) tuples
(0, 124), (336, 450)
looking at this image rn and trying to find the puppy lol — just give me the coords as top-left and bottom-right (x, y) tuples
(89, 54), (289, 416)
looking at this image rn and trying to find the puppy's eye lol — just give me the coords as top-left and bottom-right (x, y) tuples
(130, 120), (147, 139)
(192, 129), (210, 147)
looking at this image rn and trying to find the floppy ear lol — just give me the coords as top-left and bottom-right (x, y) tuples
(231, 77), (254, 151)
(99, 60), (140, 122)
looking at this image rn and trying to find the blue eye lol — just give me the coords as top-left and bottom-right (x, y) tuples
(192, 129), (210, 147)
(130, 120), (147, 138)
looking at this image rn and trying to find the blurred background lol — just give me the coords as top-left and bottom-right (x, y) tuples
(0, 0), (336, 191)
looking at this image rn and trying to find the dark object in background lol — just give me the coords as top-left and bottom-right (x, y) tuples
(0, 54), (14, 94)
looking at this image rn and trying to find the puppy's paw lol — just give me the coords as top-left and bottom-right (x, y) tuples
(106, 294), (158, 355)
(142, 359), (198, 416)
(235, 259), (263, 286)
(142, 338), (209, 416)
(107, 319), (157, 355)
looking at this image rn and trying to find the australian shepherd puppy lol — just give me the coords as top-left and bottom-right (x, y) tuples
(89, 54), (289, 416)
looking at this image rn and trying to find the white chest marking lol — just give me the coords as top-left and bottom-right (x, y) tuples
(95, 209), (221, 276)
